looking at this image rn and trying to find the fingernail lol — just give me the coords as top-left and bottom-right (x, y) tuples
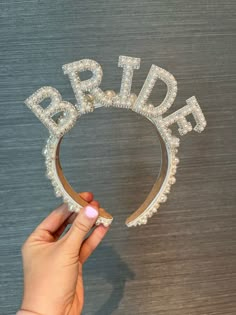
(84, 205), (98, 218)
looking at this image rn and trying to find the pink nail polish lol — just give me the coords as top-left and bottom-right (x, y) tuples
(84, 205), (98, 218)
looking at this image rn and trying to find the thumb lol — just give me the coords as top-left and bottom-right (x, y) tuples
(63, 205), (99, 254)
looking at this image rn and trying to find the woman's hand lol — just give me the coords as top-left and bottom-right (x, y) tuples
(17, 192), (110, 315)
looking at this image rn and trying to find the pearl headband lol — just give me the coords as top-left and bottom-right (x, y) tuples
(25, 56), (207, 227)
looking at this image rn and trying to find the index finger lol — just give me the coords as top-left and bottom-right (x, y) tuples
(35, 192), (94, 238)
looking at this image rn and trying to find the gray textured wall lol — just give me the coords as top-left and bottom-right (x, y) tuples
(0, 1), (236, 314)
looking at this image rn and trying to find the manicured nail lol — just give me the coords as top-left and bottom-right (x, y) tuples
(84, 205), (98, 218)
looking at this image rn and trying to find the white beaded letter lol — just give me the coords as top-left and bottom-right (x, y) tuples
(63, 59), (112, 112)
(115, 56), (140, 108)
(163, 96), (207, 135)
(133, 65), (177, 116)
(25, 86), (78, 137)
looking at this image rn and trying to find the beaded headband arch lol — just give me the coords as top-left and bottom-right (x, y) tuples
(25, 55), (207, 227)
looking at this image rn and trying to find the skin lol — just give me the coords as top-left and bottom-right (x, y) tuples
(18, 192), (110, 315)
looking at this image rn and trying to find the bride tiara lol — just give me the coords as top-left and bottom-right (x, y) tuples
(25, 55), (207, 227)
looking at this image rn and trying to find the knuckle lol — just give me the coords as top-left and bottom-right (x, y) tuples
(21, 238), (29, 254)
(74, 220), (90, 234)
(85, 241), (96, 253)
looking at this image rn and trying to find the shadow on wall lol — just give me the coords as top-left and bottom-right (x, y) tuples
(83, 245), (135, 315)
